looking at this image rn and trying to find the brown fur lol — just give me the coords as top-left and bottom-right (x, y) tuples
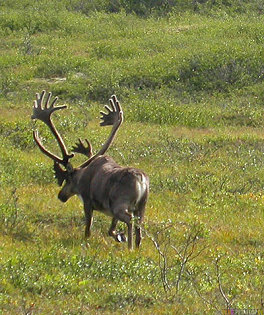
(58, 155), (149, 250)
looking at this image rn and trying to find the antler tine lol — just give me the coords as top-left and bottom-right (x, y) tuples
(32, 90), (74, 166)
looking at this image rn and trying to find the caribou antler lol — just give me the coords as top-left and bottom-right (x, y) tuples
(100, 94), (123, 127)
(32, 90), (74, 167)
(77, 95), (123, 168)
(72, 139), (93, 158)
(96, 94), (123, 156)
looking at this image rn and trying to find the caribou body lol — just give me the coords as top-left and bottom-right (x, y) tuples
(32, 91), (149, 249)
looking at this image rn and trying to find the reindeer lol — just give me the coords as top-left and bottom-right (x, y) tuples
(31, 91), (149, 250)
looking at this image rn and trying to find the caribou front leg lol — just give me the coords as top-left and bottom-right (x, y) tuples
(84, 202), (93, 238)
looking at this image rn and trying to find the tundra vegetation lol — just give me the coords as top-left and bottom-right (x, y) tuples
(1, 0), (264, 313)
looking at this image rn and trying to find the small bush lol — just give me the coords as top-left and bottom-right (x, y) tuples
(0, 121), (34, 150)
(0, 190), (30, 238)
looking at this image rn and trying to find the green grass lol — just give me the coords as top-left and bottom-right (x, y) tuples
(1, 1), (264, 314)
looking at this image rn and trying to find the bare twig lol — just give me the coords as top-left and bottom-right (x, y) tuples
(142, 222), (208, 297)
(171, 226), (207, 294)
(215, 256), (231, 309)
(143, 227), (171, 293)
(260, 285), (264, 310)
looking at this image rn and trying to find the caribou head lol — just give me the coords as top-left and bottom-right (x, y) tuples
(32, 91), (149, 250)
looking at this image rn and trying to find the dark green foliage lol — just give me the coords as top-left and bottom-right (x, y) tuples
(0, 0), (263, 20)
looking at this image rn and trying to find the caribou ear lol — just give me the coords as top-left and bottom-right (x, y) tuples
(54, 162), (66, 186)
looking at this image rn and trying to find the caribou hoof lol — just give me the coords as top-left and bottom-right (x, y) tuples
(115, 232), (127, 243)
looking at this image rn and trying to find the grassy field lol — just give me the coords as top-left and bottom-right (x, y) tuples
(1, 0), (264, 314)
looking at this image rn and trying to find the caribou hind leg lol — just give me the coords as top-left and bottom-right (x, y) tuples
(134, 210), (144, 248)
(108, 218), (127, 243)
(134, 190), (148, 247)
(135, 217), (142, 248)
(112, 206), (133, 250)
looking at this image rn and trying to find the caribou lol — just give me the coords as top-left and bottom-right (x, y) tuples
(31, 91), (149, 250)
